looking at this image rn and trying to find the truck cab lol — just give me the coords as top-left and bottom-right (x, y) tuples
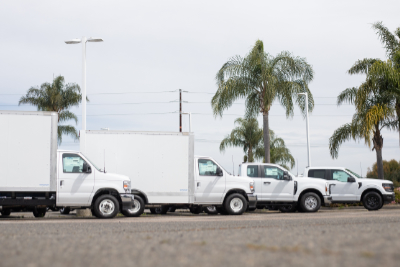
(239, 163), (331, 212)
(303, 166), (395, 210)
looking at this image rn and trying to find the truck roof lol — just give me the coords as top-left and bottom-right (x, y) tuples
(305, 166), (346, 170)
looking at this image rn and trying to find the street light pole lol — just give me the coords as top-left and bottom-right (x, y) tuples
(299, 92), (311, 167)
(65, 37), (103, 153)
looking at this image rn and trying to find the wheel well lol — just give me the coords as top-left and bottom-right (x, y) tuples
(360, 189), (383, 202)
(131, 189), (148, 204)
(298, 189), (325, 205)
(92, 188), (122, 208)
(224, 189), (248, 203)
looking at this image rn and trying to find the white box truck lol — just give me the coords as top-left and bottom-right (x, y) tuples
(0, 111), (138, 219)
(82, 130), (257, 215)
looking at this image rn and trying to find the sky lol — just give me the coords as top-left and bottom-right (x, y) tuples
(1, 0), (399, 176)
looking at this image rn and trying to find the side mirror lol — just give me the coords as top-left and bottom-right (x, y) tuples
(82, 162), (91, 173)
(283, 171), (291, 181)
(216, 167), (223, 176)
(348, 177), (356, 183)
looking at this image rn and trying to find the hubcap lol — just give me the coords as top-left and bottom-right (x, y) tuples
(367, 196), (379, 208)
(127, 199), (141, 214)
(304, 196), (317, 210)
(207, 206), (216, 212)
(230, 198), (243, 212)
(99, 199), (115, 215)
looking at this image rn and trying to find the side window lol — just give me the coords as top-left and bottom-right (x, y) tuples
(263, 166), (284, 180)
(198, 159), (218, 176)
(308, 169), (326, 179)
(247, 165), (259, 177)
(331, 170), (351, 182)
(62, 154), (86, 173)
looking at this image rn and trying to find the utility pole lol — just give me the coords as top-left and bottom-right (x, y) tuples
(298, 92), (311, 167)
(179, 89), (182, 132)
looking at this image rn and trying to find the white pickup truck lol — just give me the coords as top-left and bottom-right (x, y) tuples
(303, 167), (395, 210)
(238, 163), (331, 212)
(0, 110), (138, 219)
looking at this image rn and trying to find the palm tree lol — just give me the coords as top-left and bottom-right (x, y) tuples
(219, 117), (295, 170)
(220, 118), (262, 163)
(329, 60), (396, 179)
(371, 22), (400, 144)
(212, 40), (314, 163)
(19, 75), (86, 144)
(254, 130), (295, 170)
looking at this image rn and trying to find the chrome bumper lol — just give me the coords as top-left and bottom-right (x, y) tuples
(247, 193), (257, 209)
(120, 194), (134, 211)
(324, 195), (332, 206)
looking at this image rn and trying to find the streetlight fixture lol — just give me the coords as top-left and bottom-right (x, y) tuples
(65, 37), (103, 153)
(298, 92), (311, 167)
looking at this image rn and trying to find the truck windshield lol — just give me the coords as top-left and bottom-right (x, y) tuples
(82, 154), (102, 172)
(345, 169), (361, 178)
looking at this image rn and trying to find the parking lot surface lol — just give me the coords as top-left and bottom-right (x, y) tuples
(1, 208), (400, 267)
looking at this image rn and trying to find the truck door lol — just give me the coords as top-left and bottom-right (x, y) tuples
(195, 158), (226, 203)
(261, 165), (294, 201)
(329, 169), (358, 201)
(57, 153), (95, 206)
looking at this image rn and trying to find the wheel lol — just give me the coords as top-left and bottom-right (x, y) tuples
(168, 207), (176, 213)
(1, 209), (11, 216)
(60, 207), (71, 215)
(297, 205), (305, 212)
(93, 195), (120, 219)
(246, 207), (257, 212)
(189, 206), (203, 214)
(224, 193), (247, 215)
(153, 206), (169, 214)
(122, 195), (145, 217)
(203, 206), (219, 215)
(363, 191), (382, 211)
(33, 207), (46, 218)
(299, 192), (321, 212)
(279, 204), (297, 213)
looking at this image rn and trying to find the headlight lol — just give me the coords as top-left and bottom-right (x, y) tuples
(382, 183), (394, 192)
(249, 182), (254, 193)
(123, 180), (131, 193)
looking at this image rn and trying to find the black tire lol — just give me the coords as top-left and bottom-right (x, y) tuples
(121, 195), (145, 217)
(189, 206), (203, 214)
(93, 194), (120, 219)
(216, 207), (228, 215)
(247, 207), (257, 212)
(1, 209), (11, 216)
(154, 206), (169, 214)
(363, 191), (382, 211)
(279, 204), (297, 213)
(60, 207), (71, 215)
(203, 206), (219, 215)
(168, 207), (176, 213)
(224, 193), (247, 215)
(33, 207), (46, 218)
(299, 192), (321, 212)
(297, 205), (305, 212)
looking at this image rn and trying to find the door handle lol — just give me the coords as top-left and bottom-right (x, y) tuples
(197, 182), (201, 187)
(60, 180), (64, 188)
(264, 182), (271, 185)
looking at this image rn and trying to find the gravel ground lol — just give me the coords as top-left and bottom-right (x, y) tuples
(0, 208), (399, 267)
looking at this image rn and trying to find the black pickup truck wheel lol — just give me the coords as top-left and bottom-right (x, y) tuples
(363, 191), (382, 211)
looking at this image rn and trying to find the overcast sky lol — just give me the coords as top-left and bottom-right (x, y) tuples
(1, 1), (399, 176)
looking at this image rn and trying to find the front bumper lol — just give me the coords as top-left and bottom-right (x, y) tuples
(383, 193), (395, 204)
(120, 194), (134, 211)
(324, 195), (332, 206)
(247, 193), (257, 209)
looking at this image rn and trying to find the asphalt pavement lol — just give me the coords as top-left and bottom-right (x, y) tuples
(0, 208), (399, 267)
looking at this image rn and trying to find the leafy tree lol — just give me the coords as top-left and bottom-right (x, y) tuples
(219, 117), (295, 170)
(367, 159), (400, 187)
(212, 40), (314, 163)
(19, 75), (86, 144)
(329, 59), (396, 179)
(371, 22), (400, 144)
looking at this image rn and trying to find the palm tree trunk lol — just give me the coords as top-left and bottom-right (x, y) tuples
(263, 112), (270, 163)
(373, 126), (384, 179)
(248, 145), (254, 163)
